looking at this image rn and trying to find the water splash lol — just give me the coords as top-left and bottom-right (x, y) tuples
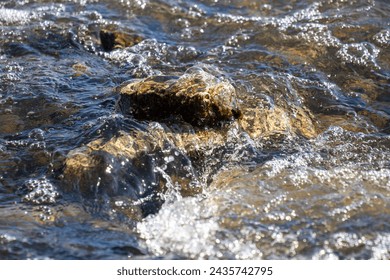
(0, 0), (389, 260)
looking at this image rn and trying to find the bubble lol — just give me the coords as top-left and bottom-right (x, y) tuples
(115, 200), (124, 207)
(163, 155), (174, 163)
(137, 196), (220, 258)
(373, 29), (390, 47)
(1, 0), (387, 260)
(371, 234), (390, 260)
(0, 8), (37, 25)
(337, 42), (380, 68)
(326, 232), (390, 260)
(274, 3), (323, 31)
(28, 128), (45, 141)
(28, 141), (46, 151)
(0, 233), (16, 244)
(296, 23), (342, 48)
(21, 177), (60, 205)
(118, 0), (148, 9)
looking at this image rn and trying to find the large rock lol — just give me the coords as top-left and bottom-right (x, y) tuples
(62, 67), (319, 217)
(117, 68), (241, 127)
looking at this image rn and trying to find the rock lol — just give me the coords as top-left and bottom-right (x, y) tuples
(72, 62), (89, 77)
(243, 106), (317, 139)
(0, 113), (24, 134)
(62, 67), (320, 217)
(100, 29), (143, 51)
(117, 68), (242, 127)
(62, 126), (204, 216)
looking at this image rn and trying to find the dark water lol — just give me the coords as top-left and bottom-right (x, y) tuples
(0, 0), (389, 259)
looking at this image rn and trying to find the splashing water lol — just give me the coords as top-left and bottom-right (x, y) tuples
(0, 0), (389, 259)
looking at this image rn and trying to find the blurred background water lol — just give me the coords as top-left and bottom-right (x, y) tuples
(0, 0), (389, 259)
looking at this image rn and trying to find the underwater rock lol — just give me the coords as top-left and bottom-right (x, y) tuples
(100, 29), (143, 51)
(0, 113), (24, 134)
(62, 127), (204, 216)
(117, 69), (242, 127)
(238, 105), (318, 139)
(62, 124), (219, 194)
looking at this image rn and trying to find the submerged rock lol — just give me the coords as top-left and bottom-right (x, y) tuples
(238, 105), (318, 139)
(62, 126), (204, 216)
(117, 69), (242, 127)
(100, 29), (143, 51)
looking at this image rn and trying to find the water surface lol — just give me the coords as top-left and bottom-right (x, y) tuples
(0, 0), (389, 259)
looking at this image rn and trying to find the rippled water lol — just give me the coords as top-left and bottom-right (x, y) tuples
(0, 0), (389, 259)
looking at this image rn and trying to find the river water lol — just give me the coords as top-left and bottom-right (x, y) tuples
(0, 0), (389, 259)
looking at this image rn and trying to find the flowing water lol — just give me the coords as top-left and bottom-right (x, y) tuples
(0, 0), (389, 259)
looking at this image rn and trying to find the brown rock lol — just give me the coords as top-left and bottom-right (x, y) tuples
(100, 29), (143, 51)
(238, 105), (317, 139)
(62, 128), (203, 206)
(62, 68), (322, 217)
(118, 69), (241, 127)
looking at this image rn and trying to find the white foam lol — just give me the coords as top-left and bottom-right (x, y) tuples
(137, 196), (220, 258)
(138, 188), (264, 259)
(0, 8), (36, 25)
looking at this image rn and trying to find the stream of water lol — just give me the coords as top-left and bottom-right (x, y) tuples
(0, 0), (389, 259)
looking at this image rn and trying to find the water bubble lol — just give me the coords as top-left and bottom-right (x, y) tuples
(115, 200), (124, 207)
(163, 155), (174, 163)
(0, 8), (37, 25)
(28, 128), (45, 141)
(21, 177), (59, 205)
(137, 196), (220, 258)
(337, 42), (380, 68)
(28, 141), (46, 151)
(373, 29), (390, 47)
(0, 233), (16, 243)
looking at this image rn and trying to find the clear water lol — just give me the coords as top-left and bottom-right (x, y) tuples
(0, 0), (389, 259)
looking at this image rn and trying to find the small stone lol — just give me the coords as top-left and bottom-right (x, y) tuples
(72, 62), (88, 72)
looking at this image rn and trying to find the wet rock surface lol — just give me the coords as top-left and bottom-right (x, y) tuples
(62, 127), (202, 216)
(100, 29), (143, 52)
(117, 68), (241, 127)
(63, 66), (319, 215)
